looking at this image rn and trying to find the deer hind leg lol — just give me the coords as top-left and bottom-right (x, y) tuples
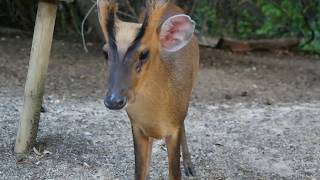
(181, 123), (196, 176)
(132, 125), (153, 180)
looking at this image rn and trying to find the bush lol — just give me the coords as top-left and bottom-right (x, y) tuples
(0, 0), (319, 53)
(192, 0), (320, 53)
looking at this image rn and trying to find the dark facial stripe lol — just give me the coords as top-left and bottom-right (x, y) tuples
(124, 13), (149, 60)
(133, 13), (149, 46)
(107, 9), (118, 60)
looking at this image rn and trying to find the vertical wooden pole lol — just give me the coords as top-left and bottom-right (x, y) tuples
(15, 1), (57, 154)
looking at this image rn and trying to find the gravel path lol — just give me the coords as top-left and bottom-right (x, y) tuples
(1, 94), (319, 179)
(1, 36), (320, 179)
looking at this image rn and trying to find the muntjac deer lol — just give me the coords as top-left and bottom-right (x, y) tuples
(97, 0), (199, 179)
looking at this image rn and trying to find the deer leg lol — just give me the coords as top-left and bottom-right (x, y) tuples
(166, 129), (182, 180)
(181, 124), (196, 176)
(132, 125), (153, 180)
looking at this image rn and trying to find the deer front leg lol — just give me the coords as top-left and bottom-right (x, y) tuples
(166, 129), (182, 180)
(132, 125), (153, 180)
(181, 123), (196, 176)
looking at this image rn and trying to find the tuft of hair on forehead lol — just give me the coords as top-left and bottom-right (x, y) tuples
(126, 0), (169, 52)
(97, 0), (118, 43)
(97, 0), (120, 60)
(144, 0), (169, 31)
(97, 0), (117, 12)
(148, 0), (169, 9)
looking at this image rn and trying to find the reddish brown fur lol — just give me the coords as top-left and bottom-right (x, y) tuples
(128, 2), (198, 138)
(98, 1), (199, 179)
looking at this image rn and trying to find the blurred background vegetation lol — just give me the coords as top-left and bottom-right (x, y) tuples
(0, 0), (319, 53)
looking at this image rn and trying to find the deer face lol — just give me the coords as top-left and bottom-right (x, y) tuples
(99, 1), (195, 110)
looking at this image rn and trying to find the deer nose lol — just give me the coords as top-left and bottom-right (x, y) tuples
(104, 93), (127, 110)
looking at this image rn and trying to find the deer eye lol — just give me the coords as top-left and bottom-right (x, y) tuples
(136, 49), (150, 73)
(139, 49), (150, 61)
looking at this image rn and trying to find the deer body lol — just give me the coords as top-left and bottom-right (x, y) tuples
(128, 36), (198, 138)
(98, 1), (199, 179)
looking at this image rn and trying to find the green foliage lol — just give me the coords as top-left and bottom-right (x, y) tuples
(193, 0), (320, 53)
(256, 0), (303, 37)
(0, 0), (319, 53)
(193, 0), (218, 35)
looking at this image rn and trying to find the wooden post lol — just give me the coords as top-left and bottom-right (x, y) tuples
(15, 1), (57, 154)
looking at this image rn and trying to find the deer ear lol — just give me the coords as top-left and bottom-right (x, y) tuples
(159, 14), (195, 52)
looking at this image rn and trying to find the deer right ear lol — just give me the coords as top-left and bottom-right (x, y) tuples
(159, 14), (195, 52)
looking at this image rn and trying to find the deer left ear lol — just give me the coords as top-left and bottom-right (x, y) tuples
(159, 14), (195, 52)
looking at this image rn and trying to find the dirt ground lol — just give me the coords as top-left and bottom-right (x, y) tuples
(0, 36), (320, 179)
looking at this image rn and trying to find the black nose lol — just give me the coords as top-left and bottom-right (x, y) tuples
(104, 93), (127, 110)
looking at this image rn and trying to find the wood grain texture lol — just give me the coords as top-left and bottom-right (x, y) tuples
(15, 1), (57, 154)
